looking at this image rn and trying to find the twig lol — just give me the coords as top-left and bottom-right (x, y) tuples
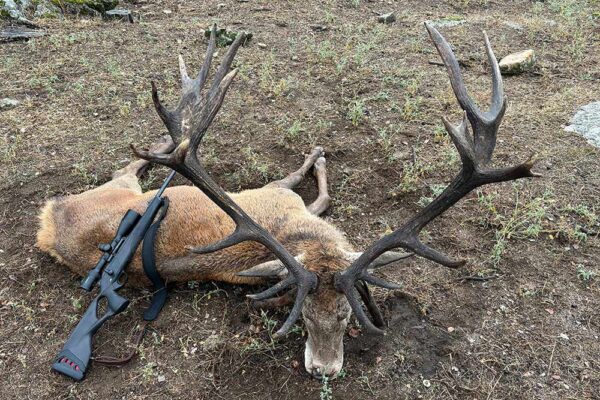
(428, 59), (471, 68)
(547, 340), (557, 376)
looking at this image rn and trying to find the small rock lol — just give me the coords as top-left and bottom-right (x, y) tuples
(157, 375), (166, 383)
(257, 42), (267, 48)
(163, 9), (172, 14)
(105, 8), (134, 23)
(447, 326), (455, 333)
(499, 49), (536, 75)
(309, 24), (329, 32)
(378, 12), (396, 24)
(0, 27), (45, 41)
(0, 98), (20, 110)
(34, 2), (61, 19)
(422, 379), (431, 388)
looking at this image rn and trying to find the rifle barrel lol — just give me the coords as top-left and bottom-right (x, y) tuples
(156, 171), (176, 198)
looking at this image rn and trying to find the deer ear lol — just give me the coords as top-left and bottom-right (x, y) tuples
(237, 254), (305, 278)
(342, 250), (413, 269)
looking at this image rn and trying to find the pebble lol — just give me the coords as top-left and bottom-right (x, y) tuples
(499, 49), (536, 75)
(257, 42), (267, 48)
(105, 8), (134, 23)
(378, 12), (396, 24)
(0, 98), (19, 109)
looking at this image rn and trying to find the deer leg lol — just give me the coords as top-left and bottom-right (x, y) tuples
(307, 157), (331, 216)
(265, 146), (324, 189)
(112, 135), (175, 180)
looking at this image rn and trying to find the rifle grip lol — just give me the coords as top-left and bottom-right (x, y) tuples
(105, 290), (130, 314)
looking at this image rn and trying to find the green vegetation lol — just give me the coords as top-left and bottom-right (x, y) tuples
(320, 376), (333, 400)
(577, 265), (595, 281)
(389, 144), (432, 196)
(347, 98), (366, 125)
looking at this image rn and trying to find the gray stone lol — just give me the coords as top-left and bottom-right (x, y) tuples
(2, 0), (25, 19)
(0, 98), (20, 109)
(499, 49), (536, 75)
(1, 0), (39, 26)
(2, 0), (114, 21)
(427, 17), (466, 28)
(378, 12), (396, 24)
(1, 26), (45, 41)
(33, 2), (61, 19)
(565, 101), (600, 148)
(105, 8), (134, 23)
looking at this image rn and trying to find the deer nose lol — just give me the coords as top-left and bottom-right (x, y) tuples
(309, 363), (339, 379)
(312, 368), (323, 379)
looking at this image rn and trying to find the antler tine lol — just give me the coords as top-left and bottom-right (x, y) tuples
(273, 285), (312, 337)
(151, 81), (183, 144)
(247, 276), (296, 301)
(335, 25), (540, 333)
(425, 22), (506, 164)
(187, 68), (239, 152)
(347, 286), (384, 335)
(179, 24), (216, 96)
(210, 31), (246, 93)
(425, 23), (481, 119)
(483, 31), (505, 116)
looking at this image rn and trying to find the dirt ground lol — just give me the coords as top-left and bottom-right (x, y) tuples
(1, 0), (599, 399)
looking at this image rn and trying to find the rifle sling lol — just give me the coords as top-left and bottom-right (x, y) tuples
(93, 320), (149, 366)
(94, 197), (170, 366)
(141, 197), (170, 321)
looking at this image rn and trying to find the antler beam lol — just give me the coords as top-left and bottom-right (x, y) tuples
(132, 26), (318, 337)
(334, 23), (540, 334)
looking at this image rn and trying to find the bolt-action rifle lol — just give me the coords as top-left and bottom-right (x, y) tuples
(52, 171), (176, 381)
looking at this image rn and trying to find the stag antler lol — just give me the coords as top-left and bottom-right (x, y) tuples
(333, 23), (540, 334)
(132, 26), (318, 337)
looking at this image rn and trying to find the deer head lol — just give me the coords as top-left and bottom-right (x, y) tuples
(133, 24), (538, 378)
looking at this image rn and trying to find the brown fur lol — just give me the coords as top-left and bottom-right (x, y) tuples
(36, 180), (352, 286)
